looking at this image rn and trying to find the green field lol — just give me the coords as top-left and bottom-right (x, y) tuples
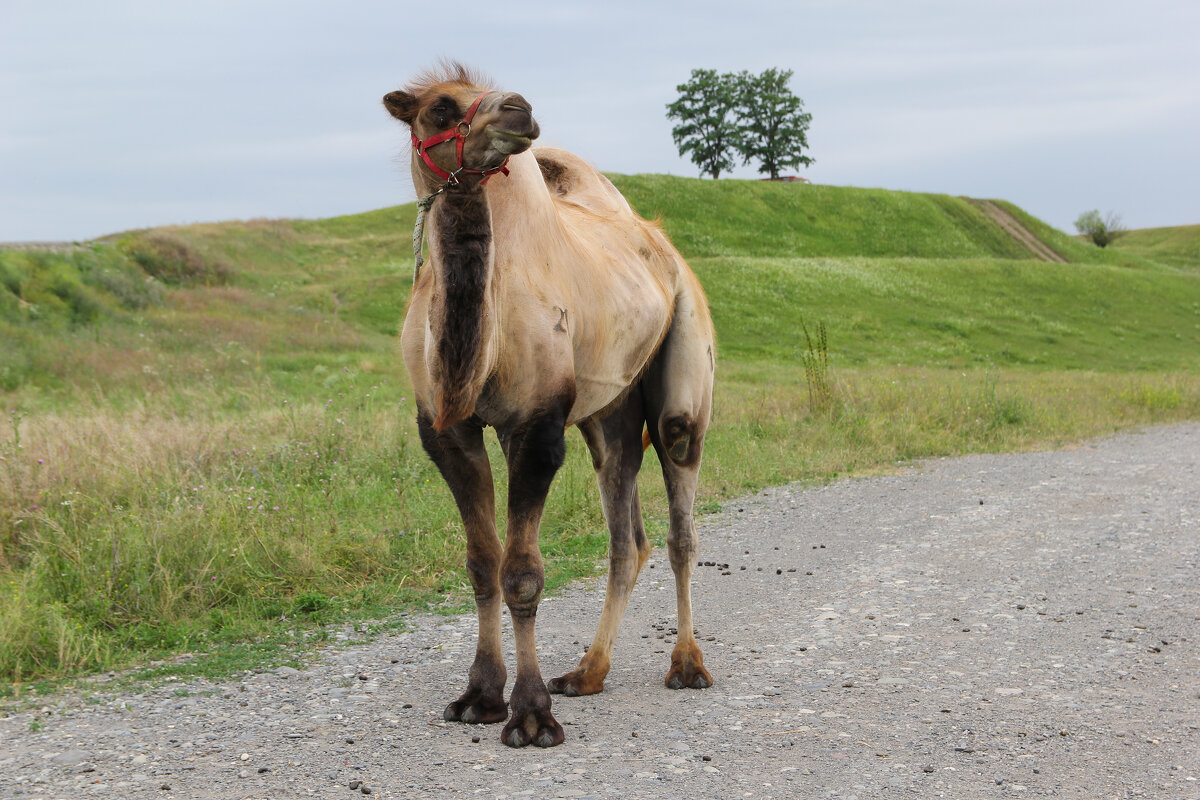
(2, 175), (1199, 688)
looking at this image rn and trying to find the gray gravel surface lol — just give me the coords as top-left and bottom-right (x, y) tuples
(3, 424), (1198, 799)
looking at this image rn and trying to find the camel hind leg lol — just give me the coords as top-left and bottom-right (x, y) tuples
(644, 275), (715, 690)
(548, 388), (649, 697)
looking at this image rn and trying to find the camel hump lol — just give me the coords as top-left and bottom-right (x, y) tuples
(532, 147), (633, 217)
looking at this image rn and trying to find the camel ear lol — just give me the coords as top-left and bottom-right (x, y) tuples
(383, 90), (419, 124)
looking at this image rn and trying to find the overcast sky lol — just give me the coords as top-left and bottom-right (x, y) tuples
(2, 0), (1197, 242)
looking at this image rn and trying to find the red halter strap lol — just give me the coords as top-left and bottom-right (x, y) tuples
(410, 92), (511, 185)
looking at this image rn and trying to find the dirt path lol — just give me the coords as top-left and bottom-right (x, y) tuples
(971, 199), (1068, 263)
(3, 424), (1198, 799)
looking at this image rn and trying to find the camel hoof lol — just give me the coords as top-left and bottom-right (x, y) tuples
(444, 696), (508, 725)
(502, 710), (565, 748)
(665, 662), (713, 691)
(503, 726), (530, 748)
(547, 670), (604, 697)
(534, 726), (561, 748)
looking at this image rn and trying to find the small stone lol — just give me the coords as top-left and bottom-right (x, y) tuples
(701, 755), (712, 762)
(258, 767), (270, 774)
(472, 736), (480, 743)
(160, 785), (171, 791)
(238, 769), (249, 779)
(240, 752), (250, 761)
(402, 703), (412, 709)
(346, 738), (355, 744)
(631, 731), (638, 738)
(1017, 604), (1026, 610)
(349, 780), (361, 789)
(923, 765), (935, 773)
(360, 786), (372, 795)
(776, 569), (782, 575)
(50, 749), (93, 766)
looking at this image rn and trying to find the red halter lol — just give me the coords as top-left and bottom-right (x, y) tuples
(410, 92), (511, 185)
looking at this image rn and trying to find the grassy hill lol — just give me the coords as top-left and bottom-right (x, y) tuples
(1109, 223), (1200, 270)
(2, 176), (1199, 686)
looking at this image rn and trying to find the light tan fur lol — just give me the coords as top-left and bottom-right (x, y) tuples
(403, 146), (699, 429)
(385, 66), (715, 748)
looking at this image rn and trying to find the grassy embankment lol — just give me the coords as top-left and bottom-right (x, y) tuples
(2, 177), (1199, 690)
(1110, 223), (1200, 270)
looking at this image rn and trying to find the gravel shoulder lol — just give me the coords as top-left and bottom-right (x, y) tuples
(3, 424), (1198, 799)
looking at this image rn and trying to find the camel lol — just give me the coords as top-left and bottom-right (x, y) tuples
(382, 63), (715, 748)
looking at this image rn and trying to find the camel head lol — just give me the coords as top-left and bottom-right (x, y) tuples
(383, 63), (540, 189)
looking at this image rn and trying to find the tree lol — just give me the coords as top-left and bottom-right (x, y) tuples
(666, 69), (741, 179)
(736, 68), (814, 179)
(1074, 209), (1125, 248)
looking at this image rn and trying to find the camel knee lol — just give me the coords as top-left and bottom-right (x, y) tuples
(659, 414), (702, 467)
(503, 565), (545, 617)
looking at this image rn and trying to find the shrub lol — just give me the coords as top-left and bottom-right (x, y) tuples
(122, 232), (234, 286)
(1074, 209), (1125, 248)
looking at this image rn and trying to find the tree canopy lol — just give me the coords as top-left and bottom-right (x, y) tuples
(736, 68), (814, 180)
(667, 68), (814, 180)
(665, 69), (742, 180)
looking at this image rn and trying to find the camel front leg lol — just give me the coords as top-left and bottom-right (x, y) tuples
(416, 414), (508, 725)
(498, 410), (568, 748)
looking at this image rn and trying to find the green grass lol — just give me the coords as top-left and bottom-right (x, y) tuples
(699, 255), (1200, 368)
(1110, 223), (1200, 270)
(2, 175), (1200, 688)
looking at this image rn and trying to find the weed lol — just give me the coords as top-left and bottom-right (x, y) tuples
(800, 318), (832, 411)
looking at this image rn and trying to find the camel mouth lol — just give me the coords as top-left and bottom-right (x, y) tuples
(487, 127), (538, 155)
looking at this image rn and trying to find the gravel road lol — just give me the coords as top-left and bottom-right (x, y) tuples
(3, 424), (1198, 799)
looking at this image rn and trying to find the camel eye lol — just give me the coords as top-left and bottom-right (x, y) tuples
(430, 97), (458, 127)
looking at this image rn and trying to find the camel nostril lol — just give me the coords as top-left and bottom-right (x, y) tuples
(501, 93), (533, 114)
